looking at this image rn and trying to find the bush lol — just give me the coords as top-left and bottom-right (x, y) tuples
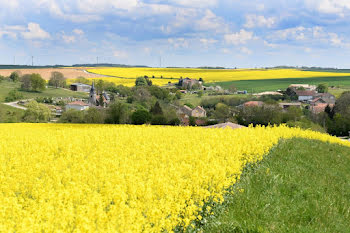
(21, 73), (46, 92)
(105, 102), (129, 124)
(59, 109), (85, 123)
(23, 101), (52, 123)
(131, 109), (151, 125)
(84, 108), (105, 124)
(151, 115), (167, 125)
(9, 71), (21, 82)
(5, 90), (23, 102)
(168, 118), (180, 126)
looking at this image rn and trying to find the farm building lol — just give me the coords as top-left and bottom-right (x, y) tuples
(254, 91), (283, 97)
(295, 90), (316, 102)
(314, 93), (336, 105)
(178, 78), (202, 89)
(70, 83), (91, 92)
(243, 101), (264, 108)
(279, 102), (302, 110)
(66, 101), (89, 111)
(192, 106), (207, 118)
(310, 103), (334, 114)
(178, 105), (207, 118)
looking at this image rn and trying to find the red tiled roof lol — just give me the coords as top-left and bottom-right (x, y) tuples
(295, 90), (316, 96)
(67, 101), (89, 106)
(244, 101), (264, 107)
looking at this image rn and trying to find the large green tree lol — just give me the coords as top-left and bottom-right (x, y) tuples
(23, 101), (51, 122)
(48, 71), (66, 88)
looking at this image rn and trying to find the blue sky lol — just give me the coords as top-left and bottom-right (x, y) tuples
(1, 0), (350, 68)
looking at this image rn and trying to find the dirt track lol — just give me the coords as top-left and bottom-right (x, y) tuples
(0, 68), (102, 80)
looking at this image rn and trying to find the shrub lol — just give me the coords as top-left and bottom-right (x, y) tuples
(131, 109), (151, 125)
(5, 90), (23, 102)
(151, 115), (167, 125)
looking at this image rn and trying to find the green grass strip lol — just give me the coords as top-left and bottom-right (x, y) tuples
(201, 138), (350, 233)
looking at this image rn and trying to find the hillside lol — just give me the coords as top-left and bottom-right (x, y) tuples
(202, 138), (350, 233)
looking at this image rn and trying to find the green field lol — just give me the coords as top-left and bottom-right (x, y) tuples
(0, 104), (24, 122)
(201, 138), (350, 232)
(211, 76), (350, 93)
(0, 80), (87, 103)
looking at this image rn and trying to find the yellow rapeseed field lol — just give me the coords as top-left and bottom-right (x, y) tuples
(1, 124), (349, 232)
(87, 67), (350, 84)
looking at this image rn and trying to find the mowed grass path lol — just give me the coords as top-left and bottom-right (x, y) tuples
(202, 138), (350, 233)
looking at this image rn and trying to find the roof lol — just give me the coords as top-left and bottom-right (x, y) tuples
(244, 101), (264, 107)
(289, 84), (316, 88)
(311, 103), (332, 114)
(193, 106), (206, 113)
(182, 105), (192, 111)
(295, 90), (316, 96)
(205, 122), (246, 129)
(67, 101), (89, 106)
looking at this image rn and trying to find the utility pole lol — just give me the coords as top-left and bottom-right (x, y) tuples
(13, 56), (15, 65)
(32, 56), (34, 66)
(97, 56), (99, 65)
(159, 56), (162, 68)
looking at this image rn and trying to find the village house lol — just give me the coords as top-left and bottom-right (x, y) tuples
(70, 83), (91, 92)
(310, 103), (334, 114)
(88, 82), (110, 108)
(178, 78), (202, 89)
(191, 106), (207, 118)
(66, 101), (89, 111)
(314, 93), (336, 105)
(295, 90), (317, 102)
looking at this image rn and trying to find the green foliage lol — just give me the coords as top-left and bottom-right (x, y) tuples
(316, 83), (329, 93)
(189, 116), (196, 126)
(59, 109), (85, 123)
(151, 115), (167, 125)
(326, 92), (350, 136)
(105, 101), (129, 124)
(9, 71), (21, 82)
(21, 73), (46, 92)
(74, 76), (90, 84)
(197, 90), (204, 97)
(23, 100), (51, 122)
(237, 105), (283, 126)
(0, 104), (24, 123)
(214, 103), (230, 121)
(131, 109), (151, 125)
(48, 71), (66, 88)
(184, 103), (194, 109)
(96, 80), (104, 93)
(150, 101), (163, 115)
(286, 118), (326, 133)
(175, 90), (182, 99)
(5, 90), (23, 102)
(135, 77), (148, 86)
(202, 139), (350, 233)
(84, 108), (105, 124)
(148, 86), (170, 100)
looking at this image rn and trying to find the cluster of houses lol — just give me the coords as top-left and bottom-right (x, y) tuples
(66, 82), (110, 111)
(243, 84), (336, 115)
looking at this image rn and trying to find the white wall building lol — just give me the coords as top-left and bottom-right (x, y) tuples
(66, 101), (89, 111)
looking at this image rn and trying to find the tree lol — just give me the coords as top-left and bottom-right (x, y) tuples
(23, 101), (52, 122)
(75, 76), (90, 84)
(131, 109), (151, 125)
(214, 103), (230, 121)
(197, 90), (204, 97)
(105, 101), (129, 124)
(59, 109), (85, 123)
(135, 77), (147, 86)
(30, 74), (46, 92)
(151, 115), (167, 125)
(48, 71), (66, 88)
(84, 108), (105, 123)
(9, 71), (21, 82)
(150, 101), (163, 115)
(96, 80), (104, 93)
(21, 73), (46, 92)
(5, 90), (23, 102)
(175, 90), (182, 99)
(317, 83), (328, 93)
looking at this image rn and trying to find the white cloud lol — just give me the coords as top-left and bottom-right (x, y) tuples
(171, 0), (218, 8)
(0, 0), (19, 9)
(21, 23), (51, 40)
(305, 0), (350, 16)
(200, 38), (218, 46)
(73, 29), (84, 35)
(224, 30), (254, 45)
(168, 37), (189, 49)
(113, 50), (128, 58)
(195, 9), (229, 33)
(244, 14), (276, 28)
(221, 48), (230, 54)
(304, 47), (312, 53)
(263, 40), (278, 48)
(240, 47), (252, 55)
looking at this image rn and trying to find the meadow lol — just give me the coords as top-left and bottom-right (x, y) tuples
(1, 124), (349, 232)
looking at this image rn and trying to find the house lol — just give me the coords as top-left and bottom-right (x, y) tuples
(178, 105), (193, 116)
(243, 101), (264, 107)
(66, 101), (89, 111)
(88, 82), (110, 107)
(192, 106), (207, 118)
(205, 122), (246, 129)
(279, 102), (302, 110)
(295, 90), (316, 102)
(70, 83), (91, 92)
(314, 93), (336, 105)
(310, 103), (334, 114)
(178, 78), (202, 89)
(289, 84), (317, 91)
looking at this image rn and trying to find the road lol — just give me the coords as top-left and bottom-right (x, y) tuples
(3, 100), (29, 110)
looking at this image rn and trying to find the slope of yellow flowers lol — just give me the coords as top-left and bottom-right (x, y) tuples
(1, 124), (349, 232)
(87, 67), (350, 83)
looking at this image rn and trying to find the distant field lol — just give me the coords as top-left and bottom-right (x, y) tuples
(210, 76), (350, 93)
(0, 68), (102, 80)
(87, 67), (350, 82)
